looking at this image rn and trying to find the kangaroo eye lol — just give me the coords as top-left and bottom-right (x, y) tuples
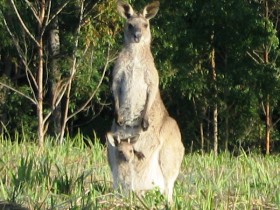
(128, 23), (133, 30)
(143, 23), (148, 28)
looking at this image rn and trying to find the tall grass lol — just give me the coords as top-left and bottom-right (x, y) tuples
(0, 134), (279, 209)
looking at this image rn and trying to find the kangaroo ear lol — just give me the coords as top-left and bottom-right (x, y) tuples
(117, 1), (134, 19)
(143, 1), (160, 20)
(106, 132), (118, 147)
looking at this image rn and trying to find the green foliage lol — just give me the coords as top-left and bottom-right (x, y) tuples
(0, 136), (279, 209)
(0, 0), (280, 152)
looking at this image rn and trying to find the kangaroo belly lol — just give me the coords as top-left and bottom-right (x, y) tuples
(132, 151), (165, 191)
(119, 65), (148, 126)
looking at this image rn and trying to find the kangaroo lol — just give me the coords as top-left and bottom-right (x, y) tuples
(108, 2), (185, 203)
(107, 107), (184, 203)
(106, 132), (145, 163)
(106, 132), (145, 191)
(112, 0), (160, 131)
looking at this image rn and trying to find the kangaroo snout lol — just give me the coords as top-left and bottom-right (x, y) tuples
(134, 31), (142, 43)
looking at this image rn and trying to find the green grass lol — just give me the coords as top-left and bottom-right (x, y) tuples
(0, 134), (279, 210)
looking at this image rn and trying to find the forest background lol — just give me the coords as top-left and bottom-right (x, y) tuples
(0, 0), (280, 155)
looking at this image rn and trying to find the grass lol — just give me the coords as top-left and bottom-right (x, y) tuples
(0, 134), (279, 210)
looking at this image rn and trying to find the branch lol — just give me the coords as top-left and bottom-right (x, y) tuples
(261, 101), (266, 116)
(0, 82), (37, 105)
(246, 49), (265, 64)
(42, 80), (68, 125)
(67, 46), (115, 120)
(272, 117), (280, 128)
(2, 15), (38, 101)
(24, 0), (40, 23)
(10, 0), (40, 47)
(83, 0), (101, 18)
(253, 50), (264, 63)
(48, 1), (70, 25)
(59, 0), (86, 144)
(40, 0), (52, 37)
(246, 51), (260, 64)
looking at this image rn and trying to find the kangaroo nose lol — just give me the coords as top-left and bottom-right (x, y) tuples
(134, 31), (142, 43)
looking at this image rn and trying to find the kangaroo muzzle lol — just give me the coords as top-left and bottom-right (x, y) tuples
(134, 31), (142, 43)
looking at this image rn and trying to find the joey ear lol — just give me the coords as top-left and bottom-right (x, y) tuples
(117, 1), (134, 19)
(143, 1), (160, 20)
(106, 132), (118, 147)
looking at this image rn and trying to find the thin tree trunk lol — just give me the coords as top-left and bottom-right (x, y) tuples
(0, 57), (12, 132)
(264, 0), (270, 155)
(225, 108), (229, 151)
(213, 104), (218, 156)
(265, 96), (270, 154)
(37, 38), (44, 146)
(49, 16), (62, 136)
(200, 122), (204, 153)
(206, 106), (210, 152)
(211, 32), (218, 156)
(224, 51), (229, 151)
(59, 1), (84, 144)
(37, 0), (46, 146)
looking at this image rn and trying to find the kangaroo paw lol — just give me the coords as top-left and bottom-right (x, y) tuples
(141, 118), (149, 131)
(117, 116), (125, 126)
(134, 150), (145, 160)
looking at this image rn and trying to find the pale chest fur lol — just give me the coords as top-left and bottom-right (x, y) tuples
(113, 48), (155, 126)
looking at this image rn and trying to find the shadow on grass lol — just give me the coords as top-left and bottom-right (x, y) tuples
(0, 201), (29, 210)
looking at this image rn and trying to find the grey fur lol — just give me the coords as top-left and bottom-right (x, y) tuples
(107, 1), (185, 203)
(112, 1), (160, 130)
(108, 93), (185, 203)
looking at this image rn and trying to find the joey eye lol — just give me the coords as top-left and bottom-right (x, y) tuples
(143, 23), (148, 28)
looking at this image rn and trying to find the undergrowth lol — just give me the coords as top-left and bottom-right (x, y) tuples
(0, 133), (279, 209)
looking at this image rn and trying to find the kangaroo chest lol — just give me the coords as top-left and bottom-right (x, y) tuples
(119, 55), (150, 125)
(123, 59), (148, 97)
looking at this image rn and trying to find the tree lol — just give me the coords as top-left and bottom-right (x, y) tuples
(246, 0), (280, 154)
(0, 0), (119, 144)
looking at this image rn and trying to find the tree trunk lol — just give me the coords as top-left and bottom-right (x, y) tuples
(213, 104), (218, 156)
(225, 108), (229, 151)
(206, 106), (211, 152)
(0, 56), (12, 133)
(37, 38), (44, 146)
(211, 32), (218, 156)
(200, 122), (204, 153)
(49, 16), (62, 136)
(59, 0), (85, 144)
(265, 97), (270, 155)
(264, 0), (270, 155)
(224, 51), (229, 151)
(37, 0), (46, 146)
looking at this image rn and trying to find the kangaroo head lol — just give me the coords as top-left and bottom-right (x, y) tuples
(117, 1), (160, 44)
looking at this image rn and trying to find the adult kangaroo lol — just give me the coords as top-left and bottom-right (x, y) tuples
(107, 1), (185, 203)
(112, 0), (160, 132)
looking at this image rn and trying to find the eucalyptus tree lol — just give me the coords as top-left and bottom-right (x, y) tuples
(149, 0), (280, 154)
(0, 0), (118, 144)
(246, 0), (280, 154)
